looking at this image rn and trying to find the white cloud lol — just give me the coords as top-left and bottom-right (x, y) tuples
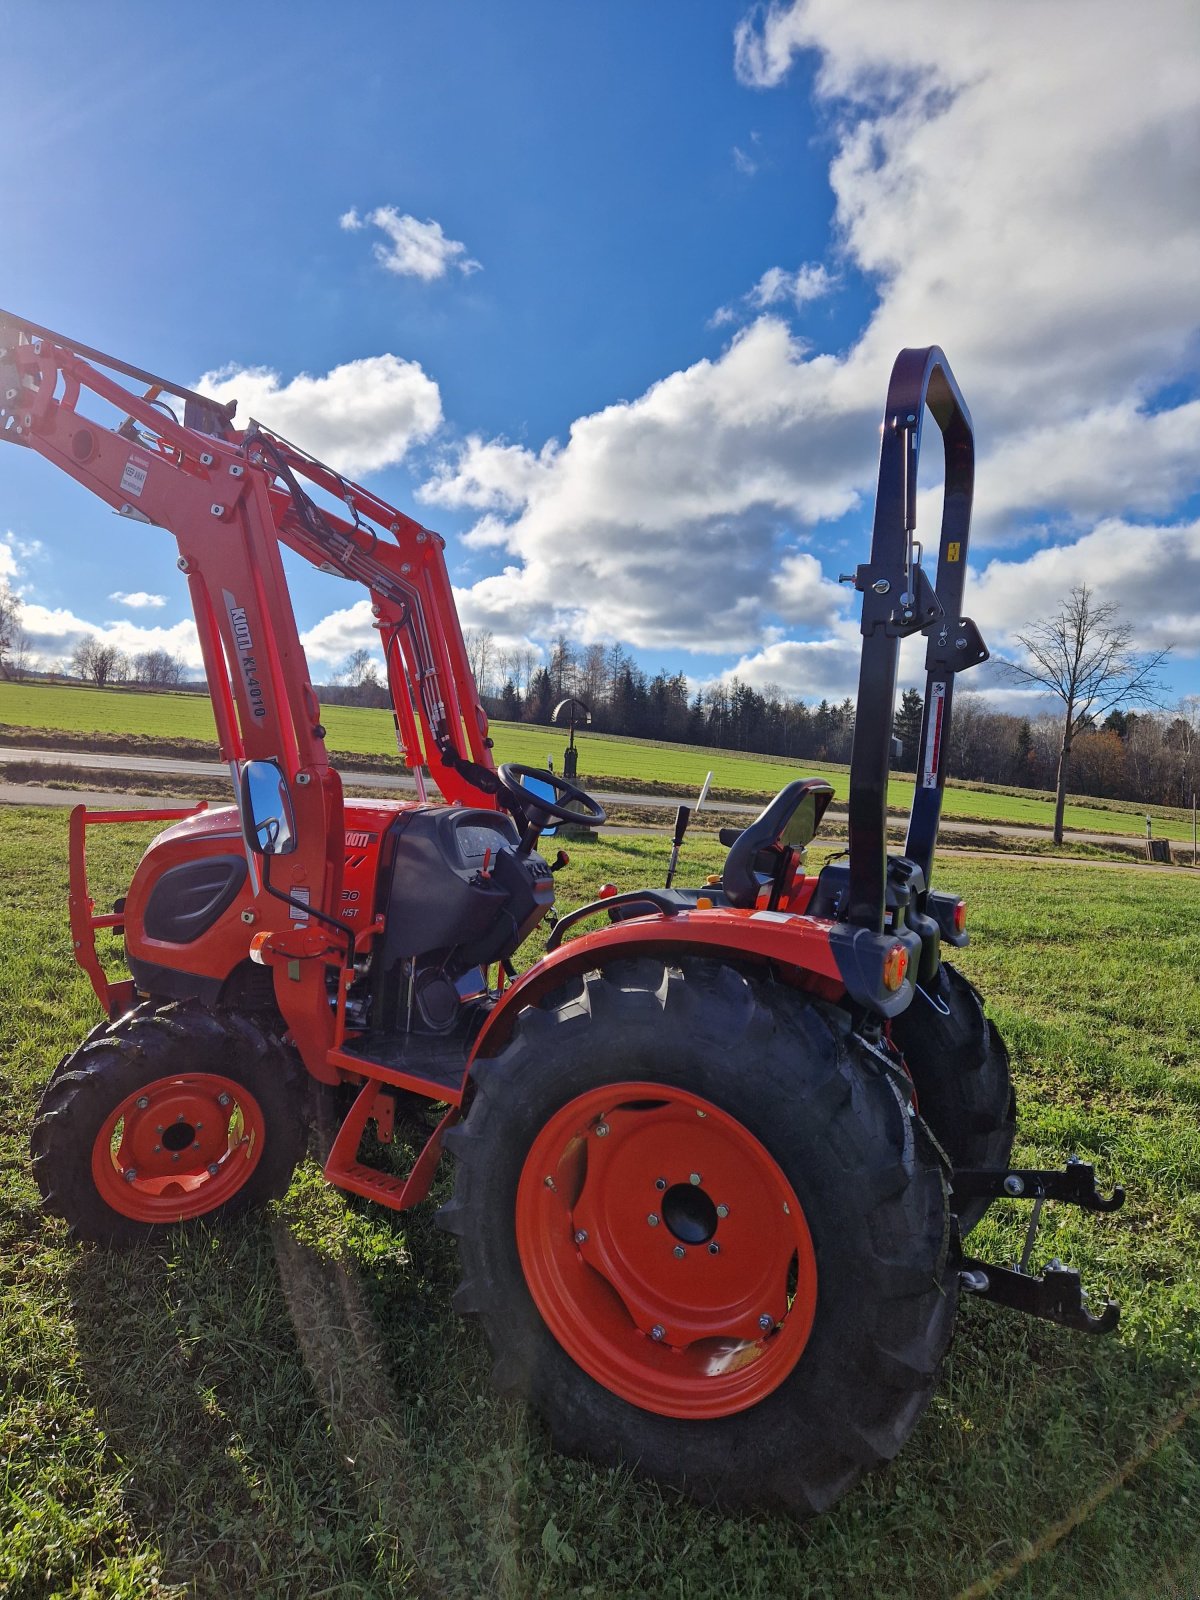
(430, 317), (872, 653)
(197, 353), (442, 477)
(418, 1), (1198, 681)
(18, 603), (203, 672)
(0, 537), (18, 582)
(109, 590), (167, 609)
(711, 261), (836, 329)
(342, 206), (482, 280)
(972, 518), (1200, 658)
(749, 263), (834, 310)
(421, 435), (557, 513)
(299, 600), (380, 671)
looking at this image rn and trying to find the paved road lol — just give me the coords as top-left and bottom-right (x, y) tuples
(1, 742), (1192, 861)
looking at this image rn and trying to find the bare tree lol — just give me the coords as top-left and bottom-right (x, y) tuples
(8, 626), (33, 680)
(1002, 585), (1170, 842)
(72, 637), (128, 689)
(0, 582), (22, 678)
(338, 646), (385, 707)
(463, 627), (495, 697)
(133, 647), (186, 686)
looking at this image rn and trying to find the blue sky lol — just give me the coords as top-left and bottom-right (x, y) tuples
(2, 1), (1198, 710)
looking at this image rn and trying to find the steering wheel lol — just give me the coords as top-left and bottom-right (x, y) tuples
(496, 763), (608, 827)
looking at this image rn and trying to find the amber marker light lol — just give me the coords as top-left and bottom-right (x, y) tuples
(882, 943), (910, 991)
(953, 900), (968, 935)
(597, 883), (618, 899)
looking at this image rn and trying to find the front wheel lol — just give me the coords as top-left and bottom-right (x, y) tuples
(439, 959), (957, 1514)
(31, 1002), (307, 1245)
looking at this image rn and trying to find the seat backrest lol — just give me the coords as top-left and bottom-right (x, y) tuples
(721, 779), (836, 908)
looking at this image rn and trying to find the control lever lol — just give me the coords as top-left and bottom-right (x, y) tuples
(549, 849), (570, 874)
(664, 805), (690, 889)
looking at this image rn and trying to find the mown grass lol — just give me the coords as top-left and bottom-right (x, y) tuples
(2, 680), (1196, 844)
(1, 807), (1198, 1597)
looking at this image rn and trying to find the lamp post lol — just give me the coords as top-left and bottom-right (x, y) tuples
(553, 697), (591, 782)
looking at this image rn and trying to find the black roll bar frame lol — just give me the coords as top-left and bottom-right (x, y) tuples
(844, 346), (988, 933)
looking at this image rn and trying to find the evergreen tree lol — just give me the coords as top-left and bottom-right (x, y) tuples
(893, 688), (924, 770)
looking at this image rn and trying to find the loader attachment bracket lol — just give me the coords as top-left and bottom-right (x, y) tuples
(959, 1257), (1120, 1335)
(925, 614), (989, 674)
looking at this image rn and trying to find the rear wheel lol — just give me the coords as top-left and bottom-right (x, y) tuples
(439, 959), (957, 1513)
(891, 962), (1015, 1235)
(31, 1002), (306, 1245)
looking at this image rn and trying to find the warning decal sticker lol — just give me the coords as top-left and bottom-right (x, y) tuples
(120, 456), (149, 498)
(922, 682), (946, 789)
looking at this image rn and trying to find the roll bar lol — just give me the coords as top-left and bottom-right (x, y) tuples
(844, 347), (988, 933)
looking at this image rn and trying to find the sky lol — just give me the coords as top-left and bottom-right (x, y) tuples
(2, 0), (1198, 715)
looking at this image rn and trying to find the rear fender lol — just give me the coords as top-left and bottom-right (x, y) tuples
(471, 906), (850, 1062)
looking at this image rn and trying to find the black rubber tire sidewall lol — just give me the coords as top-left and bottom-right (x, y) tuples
(891, 962), (1016, 1234)
(442, 959), (956, 1514)
(31, 1002), (307, 1246)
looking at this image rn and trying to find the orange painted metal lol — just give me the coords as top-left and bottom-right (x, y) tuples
(515, 1081), (818, 1419)
(68, 801), (208, 1016)
(322, 1079), (461, 1209)
(90, 1071), (267, 1223)
(471, 902), (845, 1063)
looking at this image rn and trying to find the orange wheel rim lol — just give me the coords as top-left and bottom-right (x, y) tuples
(516, 1081), (818, 1419)
(90, 1073), (267, 1224)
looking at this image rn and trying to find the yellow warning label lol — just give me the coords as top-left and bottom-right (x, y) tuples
(946, 541), (961, 562)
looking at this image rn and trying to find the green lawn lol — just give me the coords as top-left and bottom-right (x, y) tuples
(1, 809), (1198, 1597)
(2, 680), (1197, 846)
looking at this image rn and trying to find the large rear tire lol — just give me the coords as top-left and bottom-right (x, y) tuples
(890, 962), (1015, 1235)
(439, 959), (957, 1514)
(31, 1001), (306, 1246)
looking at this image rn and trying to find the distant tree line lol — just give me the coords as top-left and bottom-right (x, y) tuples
(934, 692), (1200, 811)
(461, 627), (1200, 809)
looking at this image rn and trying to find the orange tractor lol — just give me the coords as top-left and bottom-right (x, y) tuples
(0, 313), (1121, 1513)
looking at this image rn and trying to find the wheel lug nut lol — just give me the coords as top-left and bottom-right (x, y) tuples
(689, 1172), (701, 1185)
(759, 1314), (773, 1331)
(123, 1168), (137, 1182)
(544, 1176), (556, 1190)
(673, 1245), (685, 1259)
(708, 1242), (720, 1255)
(647, 1213), (659, 1226)
(172, 1154), (179, 1162)
(650, 1325), (664, 1340)
(156, 1126), (164, 1134)
(135, 1096), (149, 1110)
(153, 1145), (161, 1153)
(192, 1141), (200, 1150)
(208, 1163), (219, 1176)
(716, 1204), (729, 1218)
(217, 1093), (231, 1107)
(654, 1177), (666, 1191)
(574, 1230), (588, 1245)
(595, 1123), (609, 1137)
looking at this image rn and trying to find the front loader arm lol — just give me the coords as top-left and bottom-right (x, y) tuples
(0, 311), (497, 808)
(0, 315), (344, 945)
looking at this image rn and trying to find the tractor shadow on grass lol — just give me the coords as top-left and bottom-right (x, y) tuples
(63, 1201), (1200, 1600)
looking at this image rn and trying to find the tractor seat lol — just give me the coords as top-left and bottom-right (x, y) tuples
(721, 779), (836, 908)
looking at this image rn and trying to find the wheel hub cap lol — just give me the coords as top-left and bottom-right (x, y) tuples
(516, 1081), (818, 1419)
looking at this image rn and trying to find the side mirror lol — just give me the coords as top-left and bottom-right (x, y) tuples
(240, 760), (297, 856)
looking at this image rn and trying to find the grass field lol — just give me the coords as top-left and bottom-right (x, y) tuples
(2, 680), (1197, 845)
(1, 807), (1198, 1598)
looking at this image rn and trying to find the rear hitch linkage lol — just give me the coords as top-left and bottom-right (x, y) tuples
(955, 1157), (1125, 1335)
